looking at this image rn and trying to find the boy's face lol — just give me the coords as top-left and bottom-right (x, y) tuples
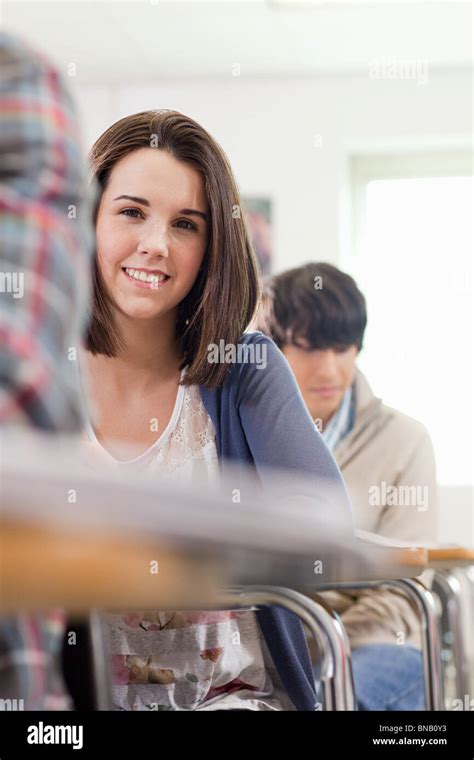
(282, 341), (359, 427)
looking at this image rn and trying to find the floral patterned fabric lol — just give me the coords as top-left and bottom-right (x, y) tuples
(106, 608), (285, 711)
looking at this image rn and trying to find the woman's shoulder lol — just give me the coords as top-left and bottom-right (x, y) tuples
(198, 331), (296, 409)
(239, 330), (273, 345)
(225, 331), (291, 389)
(204, 331), (301, 416)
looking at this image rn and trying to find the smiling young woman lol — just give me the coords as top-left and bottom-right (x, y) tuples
(86, 110), (258, 389)
(77, 109), (352, 712)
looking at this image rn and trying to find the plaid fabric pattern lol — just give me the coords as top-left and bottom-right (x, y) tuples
(0, 32), (94, 710)
(0, 31), (93, 431)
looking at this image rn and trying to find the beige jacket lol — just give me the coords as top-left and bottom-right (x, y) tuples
(319, 369), (438, 650)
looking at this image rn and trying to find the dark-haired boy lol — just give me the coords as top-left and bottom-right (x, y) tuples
(257, 262), (438, 710)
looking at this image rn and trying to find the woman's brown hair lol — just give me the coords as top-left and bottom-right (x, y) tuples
(85, 109), (261, 388)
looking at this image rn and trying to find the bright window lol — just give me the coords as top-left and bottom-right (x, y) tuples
(348, 154), (472, 486)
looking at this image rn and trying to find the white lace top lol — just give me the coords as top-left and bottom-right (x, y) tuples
(83, 369), (220, 482)
(81, 367), (290, 711)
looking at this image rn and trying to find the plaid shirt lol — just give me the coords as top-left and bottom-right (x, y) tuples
(0, 32), (94, 709)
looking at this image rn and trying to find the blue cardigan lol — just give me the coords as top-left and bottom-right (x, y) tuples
(199, 331), (353, 711)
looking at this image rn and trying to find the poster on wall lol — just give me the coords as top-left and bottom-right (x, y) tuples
(242, 197), (273, 275)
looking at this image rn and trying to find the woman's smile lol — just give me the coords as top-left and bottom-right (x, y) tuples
(122, 266), (171, 291)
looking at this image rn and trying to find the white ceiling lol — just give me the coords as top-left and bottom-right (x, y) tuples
(3, 0), (473, 83)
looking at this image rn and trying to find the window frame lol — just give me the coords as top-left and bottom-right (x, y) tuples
(351, 150), (473, 259)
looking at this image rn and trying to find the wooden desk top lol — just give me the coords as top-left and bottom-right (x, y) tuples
(0, 430), (430, 611)
(427, 546), (474, 568)
(0, 519), (223, 614)
(0, 519), (428, 613)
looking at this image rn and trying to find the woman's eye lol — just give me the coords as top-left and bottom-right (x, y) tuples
(120, 208), (143, 219)
(174, 219), (197, 231)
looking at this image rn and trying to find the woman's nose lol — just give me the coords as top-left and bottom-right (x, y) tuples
(139, 224), (170, 257)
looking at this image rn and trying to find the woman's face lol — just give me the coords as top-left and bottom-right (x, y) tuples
(95, 147), (209, 323)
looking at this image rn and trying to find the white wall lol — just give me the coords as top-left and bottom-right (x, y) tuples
(72, 69), (472, 276)
(438, 488), (474, 548)
(71, 71), (473, 545)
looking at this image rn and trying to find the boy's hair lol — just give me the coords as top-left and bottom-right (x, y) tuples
(85, 109), (260, 388)
(256, 262), (367, 351)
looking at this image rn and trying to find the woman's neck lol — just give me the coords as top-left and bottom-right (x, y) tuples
(82, 312), (182, 396)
